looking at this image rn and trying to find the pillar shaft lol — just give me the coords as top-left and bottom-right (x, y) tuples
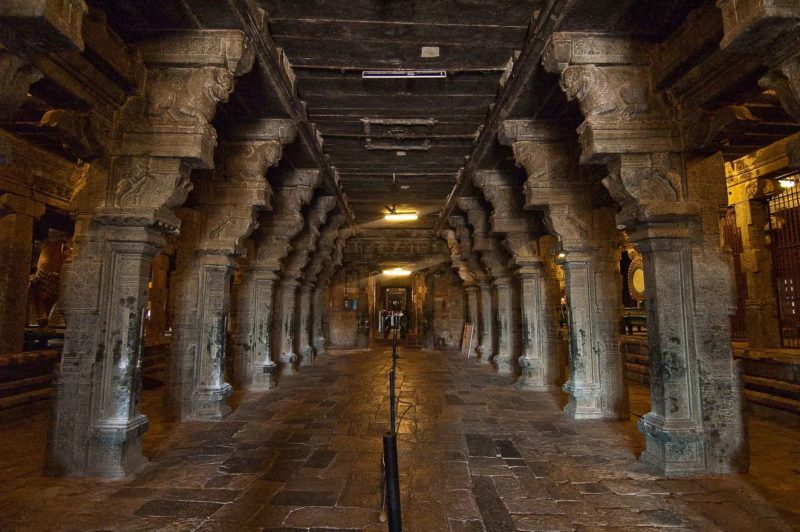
(170, 251), (236, 420)
(49, 224), (162, 477)
(493, 276), (514, 375)
(275, 278), (300, 375)
(234, 268), (277, 390)
(735, 199), (782, 348)
(561, 246), (627, 420)
(296, 283), (315, 366)
(312, 286), (326, 355)
(464, 285), (480, 358)
(477, 280), (494, 364)
(515, 264), (558, 391)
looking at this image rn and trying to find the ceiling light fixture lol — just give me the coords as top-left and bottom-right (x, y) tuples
(362, 69), (447, 79)
(383, 267), (412, 276)
(384, 173), (418, 222)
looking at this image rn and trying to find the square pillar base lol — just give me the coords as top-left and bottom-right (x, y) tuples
(192, 383), (233, 420)
(86, 414), (148, 478)
(638, 413), (707, 477)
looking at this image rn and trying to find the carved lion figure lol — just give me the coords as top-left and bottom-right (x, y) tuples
(146, 67), (234, 126)
(561, 65), (650, 119)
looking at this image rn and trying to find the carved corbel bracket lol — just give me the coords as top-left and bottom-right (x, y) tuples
(197, 205), (258, 257)
(117, 31), (256, 169)
(717, 0), (800, 60)
(96, 156), (193, 232)
(603, 153), (697, 229)
(681, 105), (759, 155)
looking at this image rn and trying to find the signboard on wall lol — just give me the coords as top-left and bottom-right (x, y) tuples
(461, 322), (474, 356)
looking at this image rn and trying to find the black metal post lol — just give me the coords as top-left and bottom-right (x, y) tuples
(383, 432), (402, 531)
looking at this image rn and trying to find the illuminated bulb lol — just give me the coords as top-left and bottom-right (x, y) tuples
(383, 267), (411, 276)
(557, 252), (566, 259)
(779, 178), (796, 189)
(384, 212), (418, 222)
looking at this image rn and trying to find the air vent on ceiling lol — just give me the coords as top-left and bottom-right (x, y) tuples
(362, 70), (447, 79)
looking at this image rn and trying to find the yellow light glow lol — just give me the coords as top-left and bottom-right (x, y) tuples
(383, 267), (412, 277)
(384, 212), (418, 222)
(779, 178), (796, 189)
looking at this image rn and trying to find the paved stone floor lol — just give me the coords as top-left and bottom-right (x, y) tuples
(1, 347), (799, 531)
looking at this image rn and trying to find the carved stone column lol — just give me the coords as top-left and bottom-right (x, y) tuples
(481, 247), (515, 375)
(169, 120), (294, 420)
(450, 214), (489, 360)
(543, 33), (748, 474)
(47, 31), (254, 477)
(235, 169), (319, 390)
(441, 225), (480, 358)
(458, 197), (498, 365)
(0, 193), (45, 353)
(500, 120), (627, 418)
(297, 213), (345, 362)
(274, 195), (335, 375)
(313, 231), (348, 356)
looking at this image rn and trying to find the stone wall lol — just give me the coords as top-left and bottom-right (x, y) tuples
(325, 268), (360, 347)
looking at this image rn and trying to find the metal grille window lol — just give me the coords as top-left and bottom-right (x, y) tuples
(721, 207), (748, 341)
(768, 180), (800, 348)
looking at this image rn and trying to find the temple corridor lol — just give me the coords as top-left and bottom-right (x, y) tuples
(1, 347), (799, 531)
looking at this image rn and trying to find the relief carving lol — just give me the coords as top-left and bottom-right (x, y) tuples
(224, 140), (282, 185)
(561, 65), (651, 119)
(513, 141), (571, 184)
(113, 157), (192, 211)
(145, 67), (234, 129)
(603, 153), (683, 217)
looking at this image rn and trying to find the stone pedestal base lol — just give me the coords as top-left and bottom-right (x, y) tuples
(86, 415), (148, 478)
(298, 345), (315, 366)
(638, 414), (707, 477)
(244, 362), (276, 391)
(493, 355), (513, 375)
(514, 357), (551, 391)
(477, 346), (492, 365)
(193, 383), (233, 419)
(279, 352), (297, 376)
(562, 381), (611, 420)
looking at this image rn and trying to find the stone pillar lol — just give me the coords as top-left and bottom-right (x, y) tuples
(235, 170), (320, 390)
(47, 30), (254, 477)
(169, 121), (293, 420)
(441, 224), (481, 358)
(274, 194), (335, 375)
(275, 278), (300, 373)
(493, 273), (514, 374)
(311, 285), (326, 355)
(557, 230), (627, 419)
(477, 279), (494, 363)
(313, 231), (349, 355)
(298, 213), (346, 361)
(0, 193), (44, 353)
(500, 122), (627, 418)
(733, 193), (782, 347)
(541, 32), (748, 473)
(514, 260), (557, 391)
(464, 285), (480, 357)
